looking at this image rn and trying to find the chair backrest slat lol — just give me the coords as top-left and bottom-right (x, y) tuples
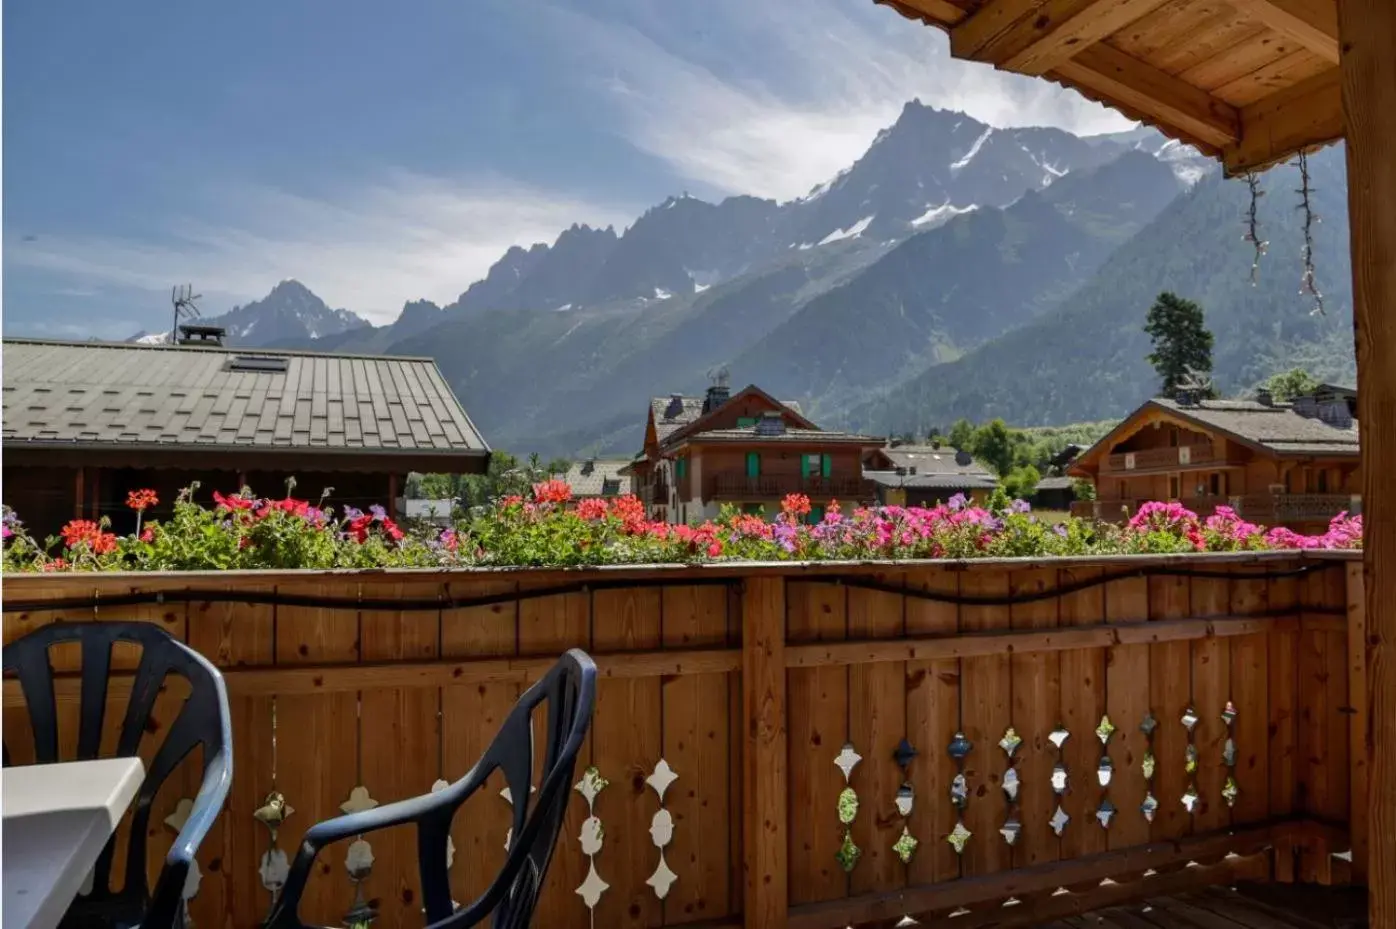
(3, 621), (233, 929)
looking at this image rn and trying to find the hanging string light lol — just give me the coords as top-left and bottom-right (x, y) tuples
(1242, 172), (1268, 285)
(1295, 151), (1325, 315)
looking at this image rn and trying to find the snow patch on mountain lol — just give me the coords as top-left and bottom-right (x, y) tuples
(911, 202), (978, 228)
(950, 128), (994, 171)
(817, 215), (875, 245)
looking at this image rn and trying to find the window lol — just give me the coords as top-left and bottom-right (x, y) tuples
(1318, 469), (1329, 493)
(1169, 429), (1179, 447)
(1210, 473), (1221, 495)
(801, 453), (823, 479)
(746, 451), (761, 477)
(1169, 475), (1180, 499)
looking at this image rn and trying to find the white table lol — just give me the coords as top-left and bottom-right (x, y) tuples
(3, 758), (145, 929)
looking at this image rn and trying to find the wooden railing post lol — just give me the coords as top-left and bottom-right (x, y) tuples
(742, 576), (788, 929)
(1347, 560), (1370, 884)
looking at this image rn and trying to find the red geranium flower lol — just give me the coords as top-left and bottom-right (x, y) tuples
(59, 519), (117, 554)
(531, 479), (573, 505)
(126, 489), (159, 512)
(213, 490), (255, 512)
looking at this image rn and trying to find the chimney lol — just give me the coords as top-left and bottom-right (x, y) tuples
(703, 382), (730, 414)
(895, 466), (908, 476)
(1292, 395), (1319, 418)
(1175, 389), (1195, 407)
(664, 394), (684, 419)
(582, 459), (595, 475)
(1255, 388), (1273, 407)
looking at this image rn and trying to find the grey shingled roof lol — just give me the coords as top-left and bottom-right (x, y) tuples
(2, 339), (488, 456)
(560, 458), (632, 497)
(1152, 398), (1358, 456)
(877, 445), (998, 478)
(680, 427), (879, 445)
(650, 394), (805, 444)
(864, 470), (999, 490)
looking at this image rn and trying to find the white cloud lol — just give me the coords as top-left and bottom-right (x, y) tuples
(8, 172), (637, 324)
(552, 0), (1134, 200)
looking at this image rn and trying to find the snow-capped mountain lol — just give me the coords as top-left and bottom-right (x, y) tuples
(127, 280), (369, 347)
(447, 101), (1184, 314)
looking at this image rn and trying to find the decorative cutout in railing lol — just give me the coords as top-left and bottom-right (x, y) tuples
(574, 767), (610, 920)
(946, 732), (973, 854)
(1181, 705), (1200, 814)
(999, 727), (1021, 846)
(1049, 725), (1071, 836)
(1221, 701), (1240, 808)
(1096, 715), (1116, 829)
(835, 742), (863, 872)
(893, 738), (919, 864)
(1140, 711), (1159, 823)
(645, 759), (678, 899)
(340, 785), (379, 929)
(164, 798), (202, 926)
(254, 790), (293, 903)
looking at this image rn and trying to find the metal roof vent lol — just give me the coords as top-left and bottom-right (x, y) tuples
(954, 449), (973, 467)
(177, 324), (227, 347)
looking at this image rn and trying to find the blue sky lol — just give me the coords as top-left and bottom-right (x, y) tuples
(3, 0), (1132, 337)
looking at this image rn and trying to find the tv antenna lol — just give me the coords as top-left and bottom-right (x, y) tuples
(170, 284), (202, 343)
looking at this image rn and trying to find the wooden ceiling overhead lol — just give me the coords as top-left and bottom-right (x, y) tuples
(875, 0), (1343, 175)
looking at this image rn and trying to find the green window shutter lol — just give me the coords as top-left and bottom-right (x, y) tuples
(809, 505), (825, 525)
(743, 503), (764, 516)
(737, 417), (757, 427)
(800, 455), (811, 479)
(747, 452), (761, 477)
(821, 454), (833, 478)
(676, 458), (686, 479)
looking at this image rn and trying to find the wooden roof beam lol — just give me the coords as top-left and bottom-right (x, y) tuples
(1226, 0), (1339, 63)
(952, 0), (1175, 76)
(1055, 44), (1241, 148)
(1223, 67), (1342, 175)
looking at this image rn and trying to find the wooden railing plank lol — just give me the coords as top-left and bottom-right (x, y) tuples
(742, 577), (788, 929)
(1009, 568), (1060, 872)
(1268, 573), (1301, 882)
(958, 571), (1011, 878)
(1058, 567), (1107, 864)
(1104, 575), (1151, 852)
(1229, 571), (1272, 827)
(1148, 575), (1194, 844)
(1190, 574), (1232, 836)
(1347, 560), (1370, 883)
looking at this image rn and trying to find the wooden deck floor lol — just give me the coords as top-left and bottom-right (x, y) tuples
(1045, 885), (1368, 929)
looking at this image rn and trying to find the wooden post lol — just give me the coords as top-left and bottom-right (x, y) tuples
(1339, 2), (1396, 924)
(387, 472), (399, 521)
(1347, 561), (1369, 883)
(742, 576), (787, 929)
(74, 467), (85, 520)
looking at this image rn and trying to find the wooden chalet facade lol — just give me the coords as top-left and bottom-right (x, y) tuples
(1070, 388), (1360, 530)
(1, 339), (489, 538)
(631, 384), (881, 522)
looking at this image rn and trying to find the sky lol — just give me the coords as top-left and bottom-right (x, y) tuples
(2, 0), (1134, 338)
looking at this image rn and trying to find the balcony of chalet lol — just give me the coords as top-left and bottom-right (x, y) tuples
(1073, 493), (1361, 527)
(1102, 442), (1229, 474)
(2, 554), (1371, 929)
(709, 470), (876, 501)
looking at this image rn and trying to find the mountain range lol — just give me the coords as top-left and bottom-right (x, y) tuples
(127, 100), (1354, 457)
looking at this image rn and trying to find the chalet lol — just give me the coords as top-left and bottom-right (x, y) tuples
(630, 382), (881, 523)
(558, 458), (631, 499)
(861, 443), (998, 507)
(1069, 387), (1360, 530)
(2, 338), (489, 538)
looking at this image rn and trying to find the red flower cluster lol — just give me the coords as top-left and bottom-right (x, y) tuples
(781, 493), (812, 520)
(256, 498), (315, 520)
(126, 489), (159, 512)
(347, 512), (403, 543)
(60, 520), (118, 554)
(532, 480), (573, 505)
(213, 491), (256, 512)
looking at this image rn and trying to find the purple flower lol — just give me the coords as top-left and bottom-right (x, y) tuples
(1053, 524), (1069, 538)
(947, 493), (968, 512)
(1008, 499), (1031, 514)
(370, 504), (387, 520)
(344, 506), (364, 521)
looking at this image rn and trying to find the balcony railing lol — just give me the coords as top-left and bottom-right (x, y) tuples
(1073, 493), (1361, 526)
(1104, 442), (1217, 472)
(709, 471), (875, 500)
(1, 556), (1366, 929)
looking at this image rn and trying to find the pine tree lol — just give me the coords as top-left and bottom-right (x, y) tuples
(1143, 292), (1214, 397)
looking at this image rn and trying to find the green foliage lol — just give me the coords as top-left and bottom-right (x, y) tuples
(1144, 291), (1214, 396)
(970, 419), (1016, 476)
(1261, 367), (1321, 402)
(1071, 478), (1097, 501)
(948, 418), (976, 453)
(1002, 464), (1041, 500)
